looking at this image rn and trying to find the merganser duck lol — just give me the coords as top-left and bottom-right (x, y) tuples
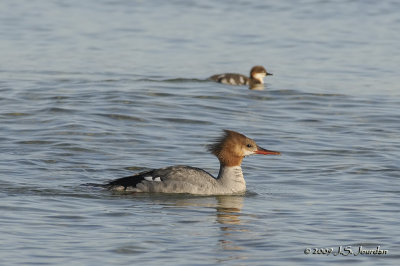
(107, 130), (280, 195)
(208, 65), (272, 86)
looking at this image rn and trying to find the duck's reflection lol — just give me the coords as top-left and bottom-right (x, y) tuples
(249, 84), (266, 90)
(215, 195), (244, 227)
(155, 195), (247, 253)
(154, 195), (244, 226)
(214, 195), (247, 255)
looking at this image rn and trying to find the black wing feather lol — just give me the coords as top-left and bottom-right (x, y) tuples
(107, 169), (155, 189)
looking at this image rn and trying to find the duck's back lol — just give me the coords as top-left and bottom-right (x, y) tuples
(107, 165), (218, 194)
(209, 73), (249, 86)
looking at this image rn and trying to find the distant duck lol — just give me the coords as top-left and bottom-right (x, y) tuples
(208, 65), (272, 88)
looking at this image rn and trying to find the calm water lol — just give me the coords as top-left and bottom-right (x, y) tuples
(1, 0), (399, 265)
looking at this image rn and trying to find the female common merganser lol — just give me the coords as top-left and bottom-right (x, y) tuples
(208, 65), (272, 86)
(107, 130), (280, 195)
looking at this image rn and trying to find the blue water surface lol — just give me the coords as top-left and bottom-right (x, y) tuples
(0, 1), (399, 265)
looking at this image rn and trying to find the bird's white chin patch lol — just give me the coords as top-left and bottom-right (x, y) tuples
(253, 73), (266, 83)
(243, 150), (255, 156)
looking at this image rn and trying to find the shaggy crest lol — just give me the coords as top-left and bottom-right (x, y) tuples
(207, 130), (252, 166)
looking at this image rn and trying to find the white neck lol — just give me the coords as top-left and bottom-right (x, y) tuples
(216, 165), (246, 193)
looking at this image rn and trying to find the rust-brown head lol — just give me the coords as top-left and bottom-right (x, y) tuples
(207, 130), (280, 167)
(249, 65), (273, 84)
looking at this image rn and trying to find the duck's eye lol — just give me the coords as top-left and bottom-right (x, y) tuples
(246, 144), (252, 148)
